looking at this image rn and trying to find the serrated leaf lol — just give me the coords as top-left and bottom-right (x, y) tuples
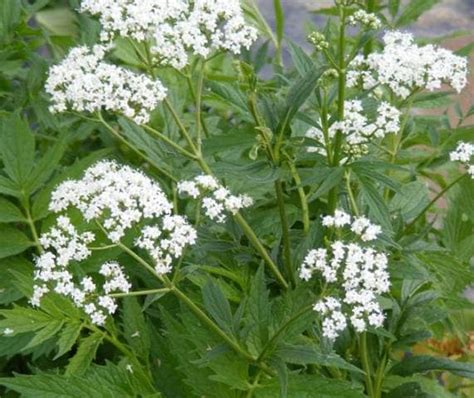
(396, 0), (440, 26)
(202, 279), (234, 335)
(55, 321), (83, 359)
(390, 355), (474, 378)
(0, 306), (52, 334)
(0, 113), (35, 187)
(307, 167), (344, 202)
(23, 319), (64, 350)
(0, 225), (34, 258)
(0, 196), (25, 222)
(275, 344), (364, 374)
(287, 41), (314, 77)
(66, 331), (104, 376)
(25, 135), (67, 194)
(256, 374), (365, 398)
(246, 266), (271, 353)
(390, 181), (429, 222)
(122, 296), (150, 360)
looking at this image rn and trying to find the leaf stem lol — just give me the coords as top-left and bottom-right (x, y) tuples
(142, 124), (198, 159)
(288, 160), (310, 234)
(96, 112), (176, 182)
(360, 332), (375, 397)
(328, 6), (347, 214)
(108, 288), (171, 298)
(405, 173), (467, 232)
(24, 202), (43, 254)
(275, 179), (295, 287)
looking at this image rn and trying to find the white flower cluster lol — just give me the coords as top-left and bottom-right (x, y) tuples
(32, 215), (132, 325)
(45, 45), (167, 124)
(178, 175), (253, 222)
(32, 161), (197, 325)
(305, 100), (400, 158)
(300, 210), (389, 340)
(347, 31), (468, 98)
(81, 0), (258, 70)
(348, 10), (381, 29)
(450, 141), (474, 178)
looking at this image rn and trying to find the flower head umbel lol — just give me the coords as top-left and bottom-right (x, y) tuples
(32, 161), (197, 325)
(80, 0), (258, 70)
(178, 175), (253, 222)
(300, 210), (389, 340)
(347, 31), (468, 98)
(305, 100), (400, 161)
(450, 141), (474, 179)
(45, 45), (167, 124)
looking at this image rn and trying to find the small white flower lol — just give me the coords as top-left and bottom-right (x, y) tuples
(45, 45), (167, 124)
(3, 328), (14, 336)
(301, 210), (389, 339)
(178, 174), (253, 222)
(450, 141), (474, 179)
(347, 31), (468, 98)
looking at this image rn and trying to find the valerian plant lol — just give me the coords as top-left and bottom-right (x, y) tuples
(0, 0), (473, 397)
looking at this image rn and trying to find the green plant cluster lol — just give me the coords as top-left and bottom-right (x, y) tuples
(0, 0), (473, 397)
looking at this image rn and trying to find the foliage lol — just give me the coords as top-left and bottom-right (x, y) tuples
(0, 0), (473, 397)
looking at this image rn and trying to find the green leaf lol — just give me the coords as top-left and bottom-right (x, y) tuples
(0, 197), (25, 222)
(122, 296), (151, 360)
(256, 374), (366, 398)
(277, 67), (323, 137)
(0, 225), (33, 258)
(275, 344), (364, 374)
(396, 0), (440, 26)
(55, 321), (83, 359)
(307, 167), (344, 202)
(0, 0), (21, 38)
(388, 0), (400, 17)
(390, 181), (429, 222)
(25, 135), (67, 194)
(390, 355), (474, 379)
(202, 279), (234, 335)
(0, 306), (52, 334)
(287, 41), (314, 76)
(386, 382), (429, 398)
(65, 331), (104, 376)
(23, 319), (64, 350)
(246, 266), (271, 353)
(0, 362), (160, 398)
(358, 176), (393, 232)
(0, 113), (35, 187)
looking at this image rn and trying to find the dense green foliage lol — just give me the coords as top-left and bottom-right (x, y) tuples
(0, 0), (473, 397)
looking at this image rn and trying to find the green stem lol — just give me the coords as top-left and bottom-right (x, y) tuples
(364, 0), (377, 55)
(328, 6), (347, 214)
(373, 353), (387, 398)
(405, 173), (467, 232)
(171, 286), (255, 362)
(272, 0), (284, 67)
(360, 332), (375, 398)
(24, 202), (43, 254)
(96, 112), (176, 182)
(234, 213), (288, 289)
(142, 124), (198, 159)
(108, 288), (171, 298)
(345, 170), (359, 216)
(195, 61), (205, 151)
(163, 98), (200, 156)
(275, 179), (295, 287)
(256, 305), (313, 362)
(288, 161), (310, 234)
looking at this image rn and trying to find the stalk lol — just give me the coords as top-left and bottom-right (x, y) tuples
(405, 173), (467, 232)
(327, 6), (347, 214)
(275, 179), (295, 286)
(288, 161), (310, 234)
(360, 332), (375, 397)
